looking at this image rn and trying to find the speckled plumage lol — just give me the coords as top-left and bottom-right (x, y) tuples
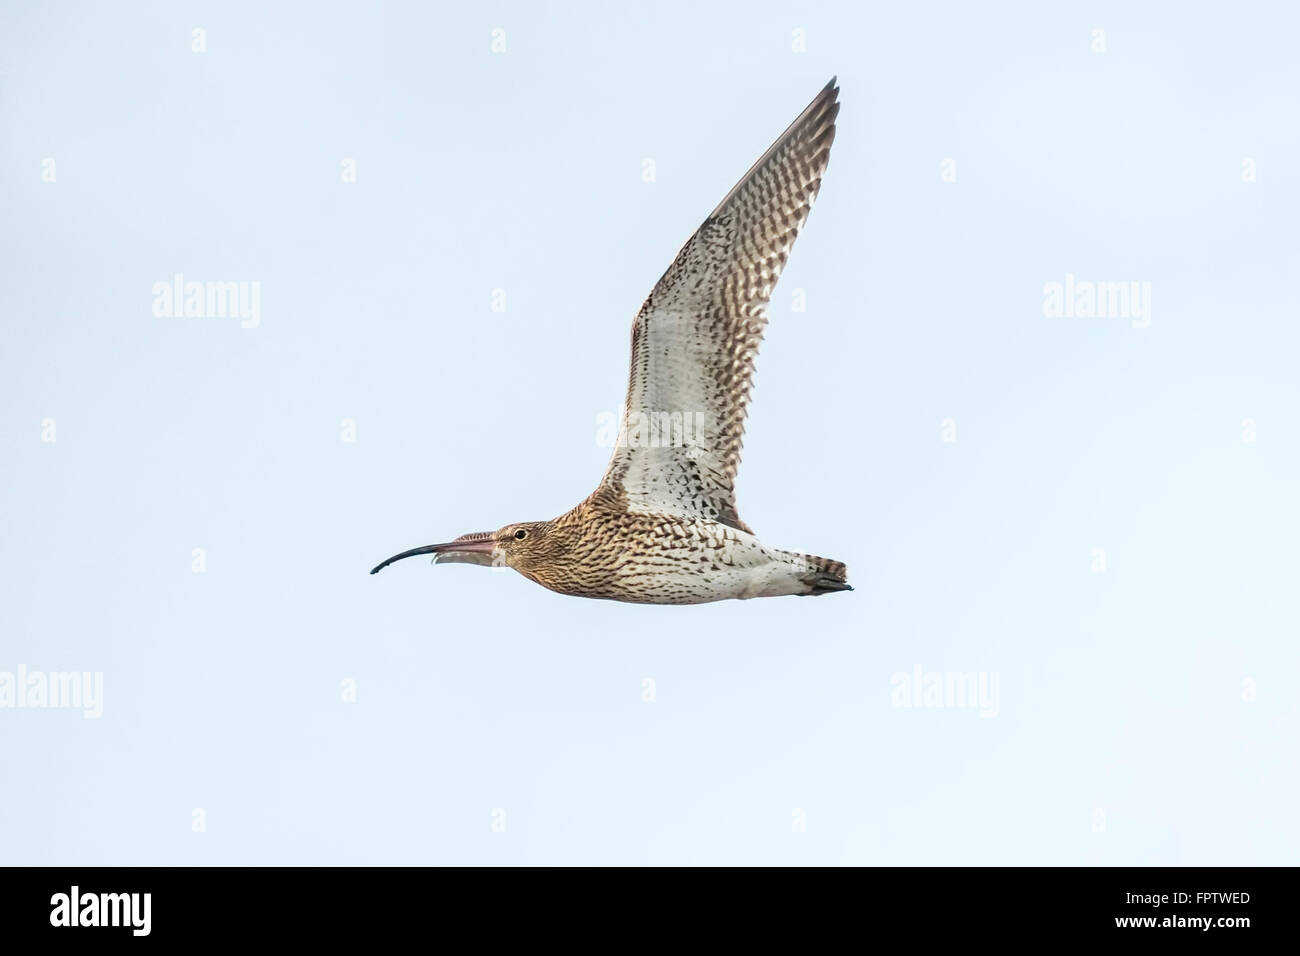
(372, 79), (850, 605)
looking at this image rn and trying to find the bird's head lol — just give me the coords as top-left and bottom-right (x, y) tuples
(370, 521), (562, 576)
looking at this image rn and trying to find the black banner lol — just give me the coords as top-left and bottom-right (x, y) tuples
(0, 866), (1284, 942)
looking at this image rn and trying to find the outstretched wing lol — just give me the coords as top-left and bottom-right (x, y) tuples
(595, 78), (840, 531)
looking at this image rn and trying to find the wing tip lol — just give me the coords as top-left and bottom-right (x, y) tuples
(707, 77), (841, 220)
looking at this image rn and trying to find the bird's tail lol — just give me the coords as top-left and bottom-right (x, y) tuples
(790, 552), (852, 596)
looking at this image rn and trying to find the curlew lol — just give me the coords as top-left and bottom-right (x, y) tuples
(372, 78), (850, 604)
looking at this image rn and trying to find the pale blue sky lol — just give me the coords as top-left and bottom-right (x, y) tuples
(1, 1), (1297, 864)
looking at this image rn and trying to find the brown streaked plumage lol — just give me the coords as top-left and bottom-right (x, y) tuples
(372, 78), (851, 604)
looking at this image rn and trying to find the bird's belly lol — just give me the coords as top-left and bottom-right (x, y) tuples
(587, 531), (807, 605)
(596, 562), (804, 605)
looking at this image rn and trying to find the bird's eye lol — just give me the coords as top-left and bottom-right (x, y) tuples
(514, 529), (528, 540)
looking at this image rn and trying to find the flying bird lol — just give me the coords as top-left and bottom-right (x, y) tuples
(372, 78), (850, 604)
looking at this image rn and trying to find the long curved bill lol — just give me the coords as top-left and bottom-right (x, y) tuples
(370, 533), (496, 575)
